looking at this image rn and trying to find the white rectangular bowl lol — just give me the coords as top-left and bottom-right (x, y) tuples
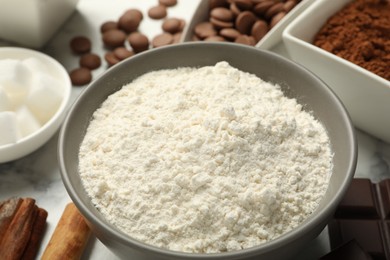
(0, 0), (79, 48)
(283, 0), (390, 143)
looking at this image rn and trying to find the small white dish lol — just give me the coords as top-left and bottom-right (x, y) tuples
(283, 0), (390, 143)
(0, 0), (79, 48)
(0, 47), (71, 163)
(181, 0), (316, 50)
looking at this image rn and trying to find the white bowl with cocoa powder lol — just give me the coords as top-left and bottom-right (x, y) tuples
(283, 0), (390, 143)
(59, 42), (357, 260)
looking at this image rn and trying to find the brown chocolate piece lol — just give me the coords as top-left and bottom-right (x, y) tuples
(128, 32), (149, 53)
(210, 7), (234, 22)
(204, 35), (226, 42)
(70, 36), (91, 54)
(251, 20), (268, 42)
(79, 53), (101, 70)
(270, 11), (286, 28)
(100, 21), (118, 33)
(69, 68), (92, 86)
(152, 33), (174, 48)
(210, 0), (229, 9)
(102, 29), (127, 48)
(194, 22), (217, 39)
(283, 0), (298, 12)
(231, 0), (253, 10)
(230, 2), (241, 16)
(235, 34), (256, 45)
(123, 8), (143, 21)
(220, 28), (241, 40)
(113, 47), (134, 61)
(210, 17), (234, 29)
(162, 18), (182, 34)
(118, 13), (141, 33)
(379, 180), (390, 218)
(235, 11), (257, 35)
(253, 1), (274, 16)
(148, 5), (167, 20)
(319, 240), (373, 260)
(335, 179), (380, 219)
(328, 178), (390, 259)
(264, 2), (284, 19)
(159, 0), (177, 7)
(104, 52), (120, 67)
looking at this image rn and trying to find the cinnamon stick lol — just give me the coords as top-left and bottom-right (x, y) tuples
(0, 198), (37, 260)
(41, 203), (91, 260)
(20, 207), (48, 260)
(0, 197), (23, 243)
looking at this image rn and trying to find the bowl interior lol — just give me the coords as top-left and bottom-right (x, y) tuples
(59, 42), (356, 259)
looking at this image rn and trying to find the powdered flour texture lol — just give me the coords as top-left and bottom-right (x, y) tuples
(79, 62), (332, 253)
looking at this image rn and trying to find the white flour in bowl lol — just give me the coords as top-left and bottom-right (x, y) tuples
(79, 61), (332, 253)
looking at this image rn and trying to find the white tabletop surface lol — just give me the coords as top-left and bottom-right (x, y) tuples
(0, 0), (389, 259)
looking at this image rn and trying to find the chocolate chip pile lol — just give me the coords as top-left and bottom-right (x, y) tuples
(192, 0), (302, 45)
(68, 0), (184, 86)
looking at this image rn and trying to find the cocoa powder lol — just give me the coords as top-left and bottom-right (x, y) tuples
(313, 0), (390, 81)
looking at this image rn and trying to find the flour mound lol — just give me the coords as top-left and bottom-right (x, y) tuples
(79, 62), (332, 253)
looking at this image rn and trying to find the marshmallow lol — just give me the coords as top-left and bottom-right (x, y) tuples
(26, 73), (63, 124)
(0, 111), (21, 146)
(22, 57), (49, 74)
(0, 59), (32, 95)
(15, 106), (41, 138)
(0, 85), (11, 112)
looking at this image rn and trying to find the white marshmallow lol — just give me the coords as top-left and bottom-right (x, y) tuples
(0, 111), (21, 146)
(22, 57), (49, 75)
(0, 59), (33, 95)
(15, 106), (41, 138)
(26, 73), (63, 124)
(0, 85), (11, 112)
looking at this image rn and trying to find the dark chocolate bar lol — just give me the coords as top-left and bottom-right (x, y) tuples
(328, 178), (390, 259)
(320, 240), (373, 260)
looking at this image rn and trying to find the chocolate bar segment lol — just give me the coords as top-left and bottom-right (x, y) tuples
(335, 178), (380, 219)
(319, 240), (373, 260)
(328, 219), (386, 258)
(379, 180), (390, 219)
(328, 178), (390, 259)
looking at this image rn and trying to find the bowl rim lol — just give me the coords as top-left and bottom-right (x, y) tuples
(0, 47), (72, 162)
(282, 0), (390, 87)
(58, 42), (357, 258)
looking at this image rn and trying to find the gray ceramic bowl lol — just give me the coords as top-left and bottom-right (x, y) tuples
(58, 42), (357, 260)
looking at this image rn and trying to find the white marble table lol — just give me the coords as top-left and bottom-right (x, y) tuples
(0, 0), (389, 259)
